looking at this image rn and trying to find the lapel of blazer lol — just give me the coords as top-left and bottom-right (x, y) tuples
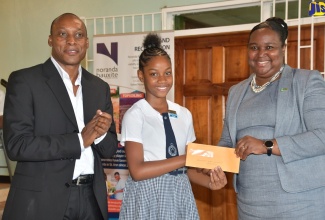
(81, 69), (97, 124)
(228, 76), (252, 146)
(43, 58), (78, 128)
(274, 65), (295, 137)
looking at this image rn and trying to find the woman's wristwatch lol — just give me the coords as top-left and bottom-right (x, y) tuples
(264, 140), (274, 156)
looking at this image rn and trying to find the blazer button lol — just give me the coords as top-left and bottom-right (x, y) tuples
(65, 183), (71, 188)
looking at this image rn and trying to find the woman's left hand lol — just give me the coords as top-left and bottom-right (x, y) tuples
(235, 135), (265, 160)
(209, 167), (227, 190)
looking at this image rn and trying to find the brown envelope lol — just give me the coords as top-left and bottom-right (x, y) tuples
(185, 143), (240, 173)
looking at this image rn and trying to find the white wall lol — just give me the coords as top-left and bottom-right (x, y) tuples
(0, 0), (220, 91)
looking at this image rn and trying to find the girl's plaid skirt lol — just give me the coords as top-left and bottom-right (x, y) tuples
(119, 171), (199, 220)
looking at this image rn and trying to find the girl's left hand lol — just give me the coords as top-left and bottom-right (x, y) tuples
(209, 166), (227, 190)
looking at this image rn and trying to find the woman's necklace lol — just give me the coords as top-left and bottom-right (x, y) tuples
(250, 66), (284, 93)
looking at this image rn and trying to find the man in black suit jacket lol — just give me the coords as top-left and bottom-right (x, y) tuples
(3, 13), (118, 220)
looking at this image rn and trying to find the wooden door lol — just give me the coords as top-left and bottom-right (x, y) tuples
(174, 24), (324, 220)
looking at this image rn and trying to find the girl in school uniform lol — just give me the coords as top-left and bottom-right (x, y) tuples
(119, 33), (227, 220)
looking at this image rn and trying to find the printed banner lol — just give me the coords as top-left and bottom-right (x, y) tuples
(93, 31), (174, 220)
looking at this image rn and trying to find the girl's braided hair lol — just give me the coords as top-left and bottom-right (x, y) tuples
(139, 33), (171, 71)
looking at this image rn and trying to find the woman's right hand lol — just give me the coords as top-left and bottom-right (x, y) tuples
(235, 135), (266, 160)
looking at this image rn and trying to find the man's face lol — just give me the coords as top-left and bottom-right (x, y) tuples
(48, 14), (89, 69)
(114, 174), (120, 181)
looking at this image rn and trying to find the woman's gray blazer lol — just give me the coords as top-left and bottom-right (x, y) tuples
(219, 64), (325, 193)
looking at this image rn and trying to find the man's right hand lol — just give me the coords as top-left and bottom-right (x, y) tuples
(81, 110), (105, 147)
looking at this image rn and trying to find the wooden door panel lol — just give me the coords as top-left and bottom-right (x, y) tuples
(210, 186), (227, 219)
(185, 50), (199, 83)
(287, 40), (315, 70)
(225, 45), (250, 82)
(212, 47), (225, 83)
(185, 96), (211, 144)
(211, 95), (224, 144)
(287, 25), (324, 71)
(185, 49), (212, 83)
(223, 173), (238, 219)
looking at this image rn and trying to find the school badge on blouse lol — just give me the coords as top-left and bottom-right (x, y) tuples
(168, 110), (178, 118)
(168, 143), (178, 157)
